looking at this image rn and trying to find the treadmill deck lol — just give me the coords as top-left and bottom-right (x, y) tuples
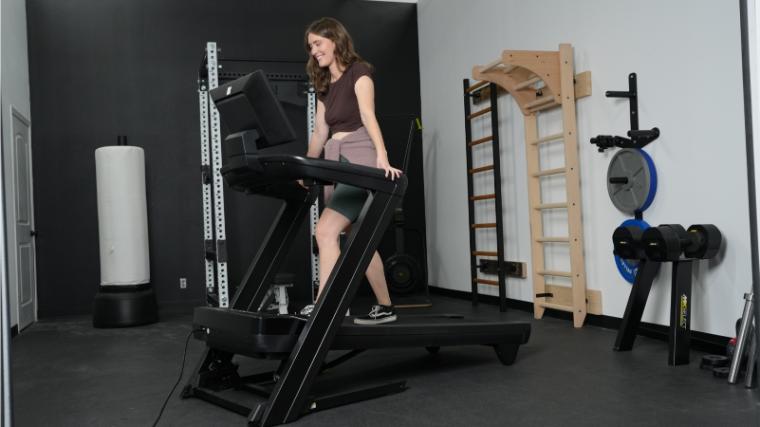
(194, 306), (531, 359)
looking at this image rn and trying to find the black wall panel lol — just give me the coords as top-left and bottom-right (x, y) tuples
(26, 0), (423, 317)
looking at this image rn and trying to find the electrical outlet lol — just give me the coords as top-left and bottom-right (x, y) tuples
(180, 277), (187, 289)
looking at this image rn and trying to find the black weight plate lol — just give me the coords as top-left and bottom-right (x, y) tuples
(385, 254), (422, 295)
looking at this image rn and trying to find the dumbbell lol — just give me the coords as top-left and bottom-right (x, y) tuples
(641, 224), (722, 262)
(683, 224), (722, 259)
(612, 225), (646, 260)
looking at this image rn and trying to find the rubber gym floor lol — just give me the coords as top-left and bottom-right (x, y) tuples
(11, 294), (760, 426)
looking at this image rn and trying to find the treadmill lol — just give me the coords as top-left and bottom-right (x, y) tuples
(182, 70), (531, 427)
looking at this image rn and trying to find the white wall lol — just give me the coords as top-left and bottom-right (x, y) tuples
(418, 0), (748, 337)
(1, 0), (32, 328)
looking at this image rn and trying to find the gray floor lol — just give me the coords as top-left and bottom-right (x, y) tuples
(11, 296), (760, 427)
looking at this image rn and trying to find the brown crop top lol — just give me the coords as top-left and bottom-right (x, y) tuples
(319, 62), (372, 133)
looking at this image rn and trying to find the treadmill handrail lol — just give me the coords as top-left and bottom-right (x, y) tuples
(221, 154), (407, 195)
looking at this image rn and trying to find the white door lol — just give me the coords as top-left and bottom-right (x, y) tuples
(11, 109), (36, 330)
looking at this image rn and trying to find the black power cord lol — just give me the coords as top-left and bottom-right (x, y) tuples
(151, 328), (202, 427)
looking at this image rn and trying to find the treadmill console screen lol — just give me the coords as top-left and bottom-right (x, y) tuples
(210, 70), (297, 150)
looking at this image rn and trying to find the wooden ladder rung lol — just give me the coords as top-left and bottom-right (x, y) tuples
(514, 76), (541, 90)
(480, 60), (517, 74)
(525, 96), (556, 109)
(537, 270), (573, 278)
(466, 80), (489, 93)
(528, 101), (562, 114)
(536, 237), (570, 243)
(498, 64), (516, 73)
(480, 58), (503, 73)
(532, 167), (566, 178)
(467, 107), (492, 120)
(473, 278), (498, 286)
(468, 135), (494, 147)
(472, 251), (498, 256)
(470, 193), (496, 201)
(537, 302), (575, 313)
(469, 164), (495, 174)
(471, 223), (497, 229)
(534, 202), (568, 210)
(529, 132), (564, 146)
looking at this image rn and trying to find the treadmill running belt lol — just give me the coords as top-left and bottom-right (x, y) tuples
(193, 306), (530, 358)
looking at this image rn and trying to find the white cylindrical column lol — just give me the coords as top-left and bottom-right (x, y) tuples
(92, 145), (157, 327)
(96, 146), (150, 285)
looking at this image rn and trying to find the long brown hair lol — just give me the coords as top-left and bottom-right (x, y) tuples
(304, 17), (372, 96)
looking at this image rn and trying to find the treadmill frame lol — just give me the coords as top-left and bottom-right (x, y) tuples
(184, 154), (408, 426)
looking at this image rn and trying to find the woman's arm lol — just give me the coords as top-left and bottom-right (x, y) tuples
(355, 75), (402, 179)
(306, 100), (329, 158)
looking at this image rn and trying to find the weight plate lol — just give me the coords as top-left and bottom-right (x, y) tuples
(607, 148), (657, 214)
(614, 219), (650, 284)
(384, 254), (422, 295)
(699, 354), (729, 370)
(713, 366), (730, 378)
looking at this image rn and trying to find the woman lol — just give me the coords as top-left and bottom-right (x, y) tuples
(300, 17), (402, 325)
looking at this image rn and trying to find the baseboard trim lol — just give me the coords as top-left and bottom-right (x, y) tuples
(429, 286), (729, 355)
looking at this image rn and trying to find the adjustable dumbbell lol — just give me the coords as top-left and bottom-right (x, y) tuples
(641, 224), (722, 262)
(612, 225), (646, 260)
(640, 224), (686, 261)
(682, 224), (722, 259)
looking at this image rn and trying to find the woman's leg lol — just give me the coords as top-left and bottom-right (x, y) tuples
(354, 250), (397, 324)
(314, 208), (351, 300)
(315, 211), (391, 306)
(365, 251), (392, 306)
(339, 222), (392, 307)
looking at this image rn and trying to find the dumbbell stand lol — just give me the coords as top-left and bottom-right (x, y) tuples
(615, 259), (661, 351)
(614, 258), (694, 365)
(668, 260), (694, 365)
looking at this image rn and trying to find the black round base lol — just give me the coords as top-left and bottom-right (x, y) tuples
(93, 284), (158, 328)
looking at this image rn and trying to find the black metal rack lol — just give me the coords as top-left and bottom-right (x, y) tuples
(589, 73), (660, 154)
(462, 80), (523, 312)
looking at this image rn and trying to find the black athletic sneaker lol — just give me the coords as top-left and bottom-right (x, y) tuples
(353, 304), (397, 325)
(299, 304), (315, 317)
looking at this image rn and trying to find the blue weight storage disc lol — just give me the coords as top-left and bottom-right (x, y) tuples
(638, 149), (657, 212)
(614, 218), (650, 284)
